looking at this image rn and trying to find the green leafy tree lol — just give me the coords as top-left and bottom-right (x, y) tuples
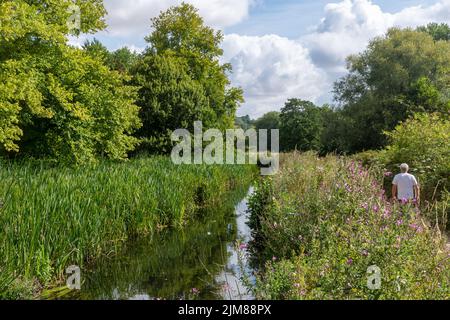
(280, 99), (322, 152)
(254, 112), (280, 150)
(134, 3), (243, 153)
(0, 0), (141, 163)
(235, 115), (254, 130)
(334, 27), (450, 152)
(108, 47), (140, 74)
(254, 112), (280, 131)
(133, 54), (209, 153)
(417, 23), (450, 41)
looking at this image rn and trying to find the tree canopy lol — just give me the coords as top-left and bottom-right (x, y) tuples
(332, 27), (450, 152)
(134, 3), (243, 153)
(0, 0), (141, 163)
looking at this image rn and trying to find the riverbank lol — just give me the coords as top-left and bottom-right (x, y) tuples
(248, 152), (449, 299)
(0, 156), (257, 299)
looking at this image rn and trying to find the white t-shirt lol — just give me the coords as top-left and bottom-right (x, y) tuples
(393, 173), (418, 200)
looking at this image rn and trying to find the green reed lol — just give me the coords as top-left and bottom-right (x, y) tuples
(0, 156), (256, 298)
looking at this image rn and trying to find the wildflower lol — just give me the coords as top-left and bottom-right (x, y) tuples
(346, 258), (353, 265)
(384, 172), (393, 177)
(361, 202), (369, 210)
(191, 288), (200, 295)
(372, 205), (379, 213)
(293, 283), (301, 288)
(382, 208), (391, 219)
(272, 256), (277, 261)
(396, 219), (403, 226)
(345, 183), (352, 193)
(401, 198), (408, 205)
(361, 250), (369, 257)
(239, 243), (248, 250)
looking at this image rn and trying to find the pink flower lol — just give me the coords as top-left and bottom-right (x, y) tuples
(384, 172), (393, 177)
(239, 243), (248, 250)
(346, 258), (353, 265)
(372, 205), (379, 213)
(396, 219), (403, 226)
(191, 288), (200, 295)
(294, 283), (301, 288)
(272, 256), (277, 261)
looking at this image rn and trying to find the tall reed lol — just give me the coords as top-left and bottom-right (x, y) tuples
(0, 156), (256, 298)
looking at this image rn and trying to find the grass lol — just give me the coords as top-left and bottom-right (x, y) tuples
(0, 156), (256, 299)
(248, 152), (449, 300)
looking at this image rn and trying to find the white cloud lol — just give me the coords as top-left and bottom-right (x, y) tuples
(302, 0), (450, 75)
(222, 34), (327, 118)
(102, 0), (254, 37)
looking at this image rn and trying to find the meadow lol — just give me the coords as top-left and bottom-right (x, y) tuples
(248, 152), (449, 300)
(0, 156), (256, 298)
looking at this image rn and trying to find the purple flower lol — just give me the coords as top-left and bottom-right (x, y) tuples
(345, 183), (352, 193)
(361, 250), (369, 257)
(361, 202), (369, 210)
(293, 283), (301, 288)
(191, 288), (200, 295)
(384, 172), (393, 177)
(372, 205), (379, 213)
(239, 243), (248, 250)
(346, 258), (353, 265)
(396, 219), (403, 226)
(401, 198), (408, 205)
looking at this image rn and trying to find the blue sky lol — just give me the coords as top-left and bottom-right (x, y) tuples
(225, 0), (439, 37)
(73, 0), (450, 118)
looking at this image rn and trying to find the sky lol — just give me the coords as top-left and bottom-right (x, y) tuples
(70, 0), (450, 118)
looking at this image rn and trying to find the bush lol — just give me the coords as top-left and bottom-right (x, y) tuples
(382, 113), (450, 200)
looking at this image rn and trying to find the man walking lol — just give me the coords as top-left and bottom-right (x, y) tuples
(392, 163), (420, 203)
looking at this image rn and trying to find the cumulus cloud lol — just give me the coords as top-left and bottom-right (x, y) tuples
(102, 0), (254, 37)
(222, 34), (327, 118)
(302, 0), (450, 75)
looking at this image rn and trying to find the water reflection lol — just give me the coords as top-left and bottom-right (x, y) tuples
(70, 185), (254, 300)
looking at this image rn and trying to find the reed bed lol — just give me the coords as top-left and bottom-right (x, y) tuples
(0, 156), (256, 298)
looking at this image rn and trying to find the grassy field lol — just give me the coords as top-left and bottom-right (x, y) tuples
(248, 152), (449, 300)
(0, 156), (256, 298)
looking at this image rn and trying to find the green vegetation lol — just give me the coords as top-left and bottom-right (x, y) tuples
(133, 3), (243, 154)
(248, 153), (449, 299)
(0, 157), (255, 298)
(0, 0), (140, 164)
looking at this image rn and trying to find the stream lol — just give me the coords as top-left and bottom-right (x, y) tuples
(67, 186), (255, 300)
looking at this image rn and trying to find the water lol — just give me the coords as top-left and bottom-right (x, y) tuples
(67, 186), (255, 300)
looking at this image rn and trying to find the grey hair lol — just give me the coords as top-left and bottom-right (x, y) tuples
(400, 163), (409, 173)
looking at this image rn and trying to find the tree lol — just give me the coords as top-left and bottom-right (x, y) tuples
(235, 115), (254, 130)
(417, 23), (450, 41)
(133, 54), (209, 154)
(134, 3), (243, 154)
(334, 27), (450, 153)
(0, 0), (141, 163)
(279, 99), (322, 152)
(108, 47), (140, 74)
(254, 112), (280, 131)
